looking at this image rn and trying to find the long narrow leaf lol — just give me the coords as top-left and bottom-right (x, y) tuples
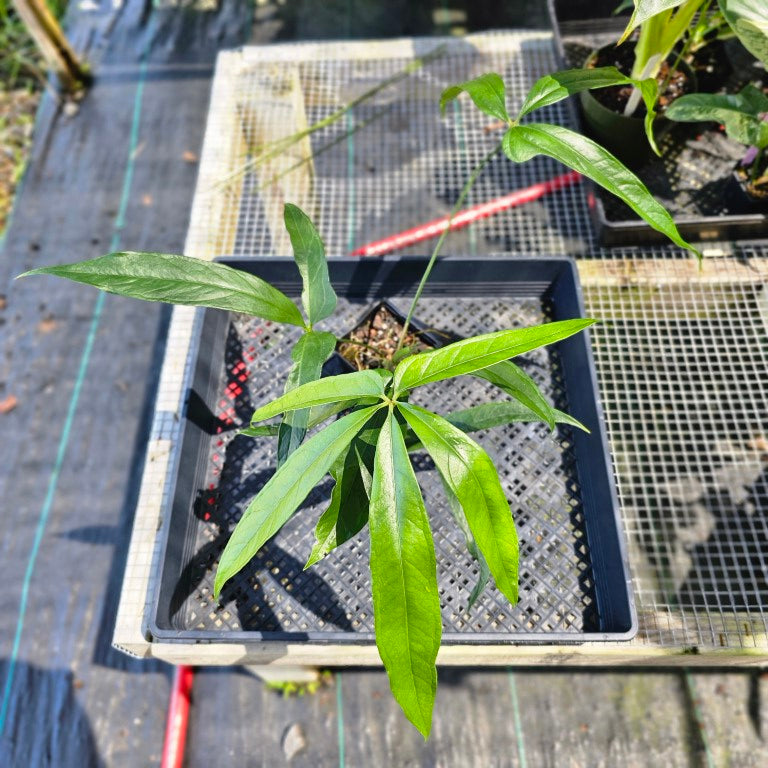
(393, 319), (594, 394)
(214, 405), (382, 596)
(19, 252), (305, 326)
(277, 331), (337, 466)
(443, 402), (589, 434)
(284, 204), (337, 326)
(472, 360), (556, 429)
(250, 369), (390, 424)
(304, 430), (378, 569)
(399, 403), (519, 604)
(502, 124), (698, 256)
(369, 410), (441, 738)
(438, 476), (491, 610)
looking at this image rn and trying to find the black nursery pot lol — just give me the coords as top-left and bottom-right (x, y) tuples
(579, 47), (697, 169)
(724, 167), (768, 215)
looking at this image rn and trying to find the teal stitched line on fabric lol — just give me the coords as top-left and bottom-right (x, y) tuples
(336, 672), (346, 768)
(0, 46), (151, 736)
(507, 669), (528, 768)
(684, 672), (716, 768)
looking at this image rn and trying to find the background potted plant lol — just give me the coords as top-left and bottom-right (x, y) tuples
(666, 84), (768, 209)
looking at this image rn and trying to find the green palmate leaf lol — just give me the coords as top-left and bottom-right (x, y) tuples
(618, 0), (688, 45)
(277, 331), (337, 466)
(472, 360), (557, 429)
(284, 203), (337, 326)
(443, 401), (589, 434)
(214, 404), (382, 596)
(250, 369), (390, 424)
(440, 72), (510, 123)
(393, 318), (594, 394)
(438, 476), (491, 610)
(399, 403), (519, 604)
(304, 414), (383, 569)
(502, 124), (699, 256)
(719, 0), (768, 64)
(666, 87), (768, 148)
(19, 252), (305, 326)
(369, 410), (441, 738)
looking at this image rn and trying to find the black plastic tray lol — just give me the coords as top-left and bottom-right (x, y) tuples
(148, 256), (636, 645)
(547, 0), (768, 247)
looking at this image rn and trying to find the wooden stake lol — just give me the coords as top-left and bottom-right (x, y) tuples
(11, 0), (88, 93)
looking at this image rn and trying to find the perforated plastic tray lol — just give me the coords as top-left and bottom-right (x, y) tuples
(546, 0), (768, 247)
(148, 256), (636, 644)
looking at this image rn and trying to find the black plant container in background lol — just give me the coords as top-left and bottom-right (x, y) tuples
(547, 0), (768, 247)
(148, 256), (636, 646)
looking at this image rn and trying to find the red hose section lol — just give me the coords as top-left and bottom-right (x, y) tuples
(349, 171), (582, 256)
(161, 665), (194, 768)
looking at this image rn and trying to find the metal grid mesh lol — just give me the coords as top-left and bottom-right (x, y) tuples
(165, 35), (768, 651)
(583, 264), (768, 648)
(176, 296), (604, 640)
(200, 33), (597, 260)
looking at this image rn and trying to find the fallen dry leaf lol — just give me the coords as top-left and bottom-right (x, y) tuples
(0, 395), (18, 414)
(37, 315), (58, 334)
(183, 150), (198, 163)
(141, 194), (153, 207)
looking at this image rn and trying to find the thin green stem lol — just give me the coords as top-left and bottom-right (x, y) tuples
(214, 44), (447, 191)
(394, 142), (501, 359)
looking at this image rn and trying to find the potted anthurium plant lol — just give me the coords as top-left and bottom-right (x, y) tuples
(667, 84), (768, 208)
(20, 69), (696, 737)
(578, 0), (767, 165)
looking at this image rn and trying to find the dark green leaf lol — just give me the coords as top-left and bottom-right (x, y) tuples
(19, 252), (305, 326)
(719, 0), (768, 65)
(214, 405), (382, 596)
(666, 87), (768, 148)
(369, 410), (441, 738)
(440, 73), (510, 123)
(502, 124), (699, 256)
(284, 203), (337, 326)
(393, 318), (594, 394)
(277, 331), (337, 466)
(399, 403), (519, 603)
(250, 369), (390, 424)
(438, 476), (491, 610)
(304, 433), (377, 569)
(472, 360), (556, 429)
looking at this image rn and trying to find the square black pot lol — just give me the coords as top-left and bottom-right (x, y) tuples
(148, 256), (636, 645)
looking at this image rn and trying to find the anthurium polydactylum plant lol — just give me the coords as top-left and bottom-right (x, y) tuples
(19, 68), (695, 737)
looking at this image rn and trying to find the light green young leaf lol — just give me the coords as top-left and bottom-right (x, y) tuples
(618, 0), (688, 45)
(719, 0), (768, 64)
(518, 67), (655, 123)
(214, 405), (382, 596)
(472, 360), (556, 429)
(250, 369), (390, 424)
(19, 252), (305, 326)
(666, 87), (768, 149)
(304, 415), (383, 568)
(393, 318), (594, 394)
(277, 331), (337, 466)
(369, 410), (441, 738)
(502, 124), (699, 256)
(238, 424), (280, 438)
(439, 73), (510, 123)
(438, 476), (491, 610)
(284, 203), (337, 326)
(399, 403), (519, 604)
